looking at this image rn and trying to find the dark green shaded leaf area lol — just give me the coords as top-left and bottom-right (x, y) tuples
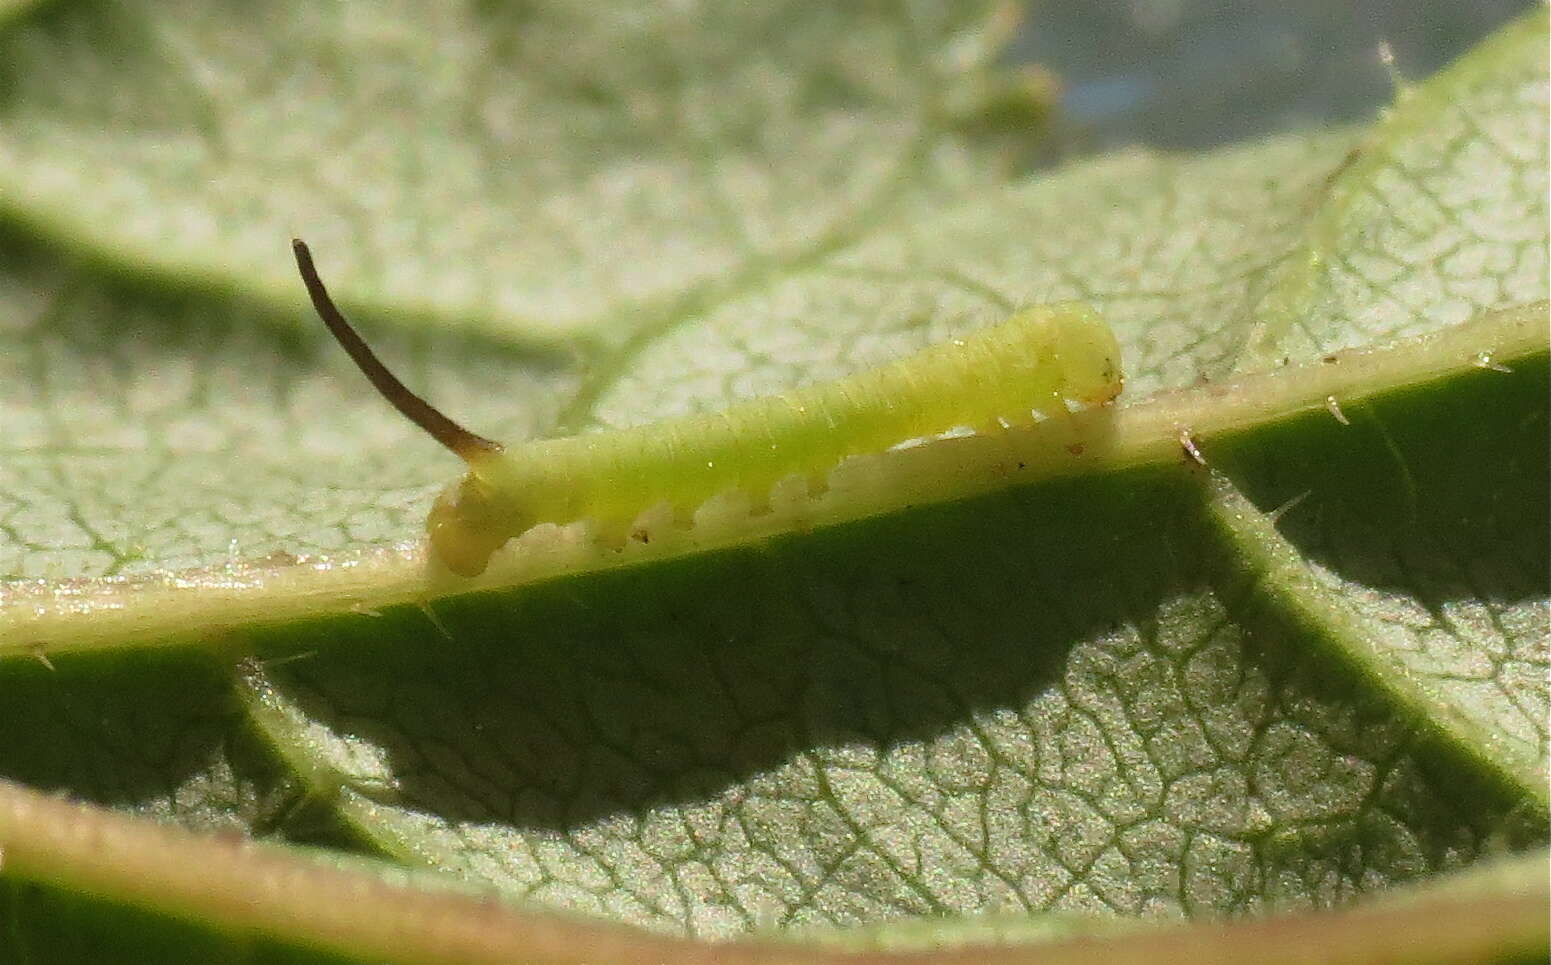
(0, 2), (1545, 963)
(4, 879), (355, 965)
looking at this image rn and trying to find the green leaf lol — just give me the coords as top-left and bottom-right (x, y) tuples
(0, 0), (1028, 341)
(1, 780), (1545, 964)
(0, 4), (1545, 963)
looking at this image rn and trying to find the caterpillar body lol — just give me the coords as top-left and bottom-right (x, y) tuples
(293, 240), (1123, 576)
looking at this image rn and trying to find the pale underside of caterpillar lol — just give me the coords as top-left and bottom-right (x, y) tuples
(292, 240), (1124, 576)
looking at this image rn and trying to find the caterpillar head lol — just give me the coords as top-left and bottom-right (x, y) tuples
(1050, 303), (1124, 405)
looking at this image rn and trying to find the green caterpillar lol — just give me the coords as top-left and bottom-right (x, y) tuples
(293, 240), (1123, 576)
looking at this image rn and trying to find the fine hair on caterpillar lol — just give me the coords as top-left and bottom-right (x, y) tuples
(292, 239), (1123, 576)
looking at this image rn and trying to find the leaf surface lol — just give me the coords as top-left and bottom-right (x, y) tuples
(0, 4), (1545, 961)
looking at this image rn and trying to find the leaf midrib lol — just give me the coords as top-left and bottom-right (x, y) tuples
(2, 300), (1542, 659)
